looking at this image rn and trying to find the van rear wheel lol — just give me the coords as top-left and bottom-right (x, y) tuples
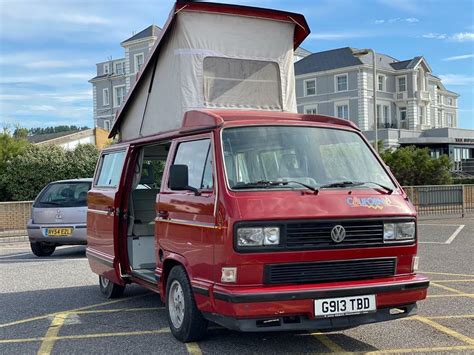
(99, 275), (125, 298)
(166, 266), (208, 342)
(30, 242), (56, 257)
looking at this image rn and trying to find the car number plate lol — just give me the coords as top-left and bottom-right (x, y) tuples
(46, 227), (73, 237)
(314, 295), (376, 318)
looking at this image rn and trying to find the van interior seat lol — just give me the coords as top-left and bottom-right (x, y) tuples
(131, 188), (159, 236)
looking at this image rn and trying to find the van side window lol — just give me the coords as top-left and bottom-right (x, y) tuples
(173, 139), (213, 190)
(96, 151), (126, 187)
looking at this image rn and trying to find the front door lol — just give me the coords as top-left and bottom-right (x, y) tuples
(157, 136), (216, 286)
(87, 147), (129, 284)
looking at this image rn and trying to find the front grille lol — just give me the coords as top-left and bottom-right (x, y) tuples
(285, 220), (384, 249)
(264, 258), (396, 285)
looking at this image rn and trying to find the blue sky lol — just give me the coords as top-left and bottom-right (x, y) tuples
(0, 0), (473, 130)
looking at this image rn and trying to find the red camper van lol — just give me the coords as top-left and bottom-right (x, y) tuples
(87, 1), (429, 343)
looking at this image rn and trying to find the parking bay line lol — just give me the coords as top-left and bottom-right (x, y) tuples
(0, 328), (171, 345)
(430, 282), (474, 299)
(420, 271), (474, 278)
(186, 342), (203, 355)
(37, 313), (68, 355)
(310, 332), (345, 352)
(413, 316), (474, 346)
(0, 293), (153, 328)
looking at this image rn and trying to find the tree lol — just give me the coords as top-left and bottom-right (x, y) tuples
(380, 146), (452, 186)
(1, 144), (99, 201)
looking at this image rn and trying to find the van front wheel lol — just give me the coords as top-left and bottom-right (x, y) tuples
(166, 266), (208, 342)
(99, 275), (125, 298)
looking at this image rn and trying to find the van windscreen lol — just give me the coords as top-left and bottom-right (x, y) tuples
(222, 126), (396, 191)
(34, 182), (91, 208)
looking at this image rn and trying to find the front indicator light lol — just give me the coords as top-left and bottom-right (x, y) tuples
(221, 267), (237, 283)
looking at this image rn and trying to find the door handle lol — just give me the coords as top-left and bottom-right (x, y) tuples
(158, 210), (169, 219)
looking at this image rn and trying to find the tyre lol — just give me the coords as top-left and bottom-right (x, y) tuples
(99, 275), (125, 299)
(166, 266), (208, 342)
(30, 242), (56, 257)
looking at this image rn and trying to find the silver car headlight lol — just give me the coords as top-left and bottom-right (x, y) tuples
(237, 227), (280, 247)
(384, 222), (415, 242)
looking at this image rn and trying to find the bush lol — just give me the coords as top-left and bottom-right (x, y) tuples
(380, 146), (453, 186)
(1, 144), (99, 201)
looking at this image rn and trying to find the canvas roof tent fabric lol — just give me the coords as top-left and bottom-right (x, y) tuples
(110, 1), (310, 141)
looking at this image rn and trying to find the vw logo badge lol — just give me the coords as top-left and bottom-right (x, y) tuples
(331, 225), (346, 243)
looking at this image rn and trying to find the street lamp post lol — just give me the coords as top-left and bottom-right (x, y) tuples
(353, 48), (378, 153)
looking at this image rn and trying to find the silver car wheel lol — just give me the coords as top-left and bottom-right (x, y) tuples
(168, 280), (185, 329)
(99, 275), (110, 289)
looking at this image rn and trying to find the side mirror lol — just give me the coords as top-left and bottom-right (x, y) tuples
(169, 164), (200, 196)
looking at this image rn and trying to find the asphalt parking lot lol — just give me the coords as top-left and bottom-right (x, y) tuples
(0, 216), (473, 354)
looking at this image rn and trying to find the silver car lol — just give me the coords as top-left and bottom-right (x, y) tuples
(27, 178), (92, 257)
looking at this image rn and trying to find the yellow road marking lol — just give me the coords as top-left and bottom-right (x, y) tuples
(0, 328), (171, 344)
(186, 342), (203, 355)
(37, 313), (68, 355)
(430, 279), (474, 283)
(74, 307), (164, 315)
(427, 293), (474, 298)
(413, 316), (474, 345)
(0, 293), (152, 328)
(362, 345), (474, 353)
(421, 271), (474, 278)
(311, 332), (345, 352)
(428, 314), (474, 320)
(431, 282), (474, 299)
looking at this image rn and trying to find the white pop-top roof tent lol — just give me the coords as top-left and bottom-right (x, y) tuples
(110, 1), (310, 141)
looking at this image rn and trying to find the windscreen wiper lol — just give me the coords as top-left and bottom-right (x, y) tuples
(232, 180), (319, 193)
(320, 181), (393, 194)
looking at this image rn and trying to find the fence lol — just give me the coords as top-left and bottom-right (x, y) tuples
(403, 184), (474, 216)
(0, 201), (33, 238)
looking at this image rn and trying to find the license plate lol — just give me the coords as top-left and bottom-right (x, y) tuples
(314, 295), (376, 318)
(45, 227), (73, 237)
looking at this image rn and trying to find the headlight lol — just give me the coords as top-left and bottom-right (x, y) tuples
(237, 227), (280, 247)
(384, 222), (415, 242)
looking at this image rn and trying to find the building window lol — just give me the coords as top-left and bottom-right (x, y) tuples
(335, 74), (348, 92)
(377, 104), (390, 127)
(419, 106), (424, 125)
(104, 63), (110, 75)
(399, 107), (407, 129)
(447, 97), (453, 106)
(437, 94), (442, 104)
(437, 109), (443, 126)
(378, 75), (386, 91)
(446, 113), (455, 127)
(397, 76), (406, 92)
(102, 88), (109, 106)
(134, 53), (144, 73)
(113, 86), (126, 107)
(114, 62), (125, 75)
(304, 79), (316, 96)
(104, 120), (111, 131)
(304, 105), (317, 114)
(336, 104), (349, 119)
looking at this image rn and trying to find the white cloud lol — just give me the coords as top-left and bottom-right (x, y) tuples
(443, 54), (474, 61)
(422, 32), (474, 42)
(451, 32), (474, 42)
(422, 33), (447, 40)
(374, 17), (419, 24)
(308, 32), (369, 40)
(438, 74), (474, 86)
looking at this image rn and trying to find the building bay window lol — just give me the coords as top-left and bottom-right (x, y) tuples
(397, 76), (406, 92)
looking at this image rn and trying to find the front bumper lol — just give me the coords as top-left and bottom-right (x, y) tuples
(194, 274), (429, 332)
(27, 222), (87, 245)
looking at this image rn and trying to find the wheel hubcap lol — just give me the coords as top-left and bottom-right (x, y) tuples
(168, 280), (185, 329)
(100, 276), (110, 289)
